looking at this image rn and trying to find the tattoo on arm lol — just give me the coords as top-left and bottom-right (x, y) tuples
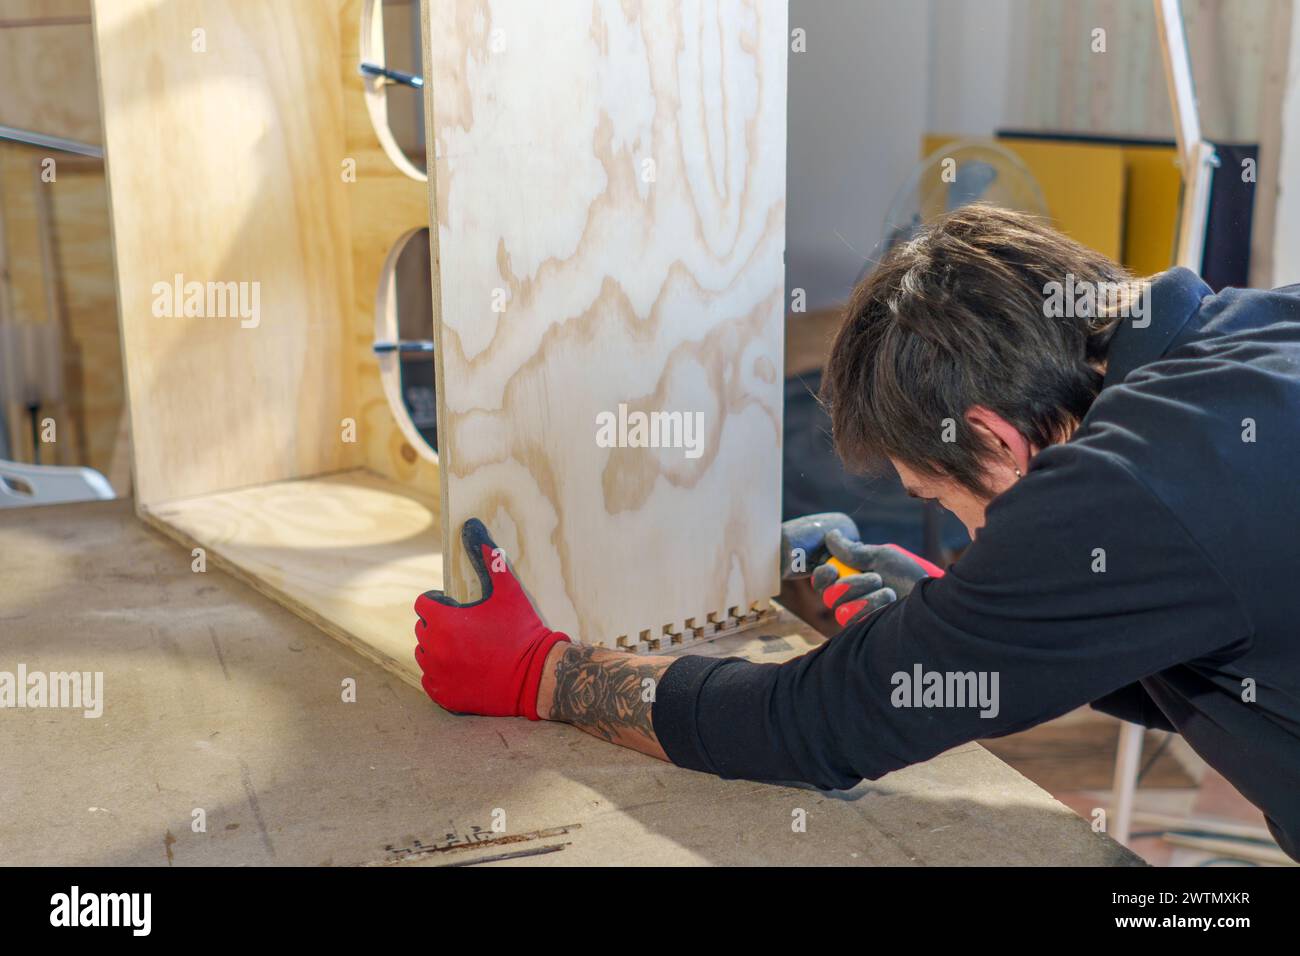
(549, 644), (669, 752)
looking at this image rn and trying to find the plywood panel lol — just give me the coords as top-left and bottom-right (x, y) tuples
(0, 144), (68, 466)
(143, 470), (442, 688)
(46, 158), (128, 489)
(93, 0), (360, 505)
(0, 1), (102, 146)
(340, 0), (440, 491)
(424, 1), (788, 648)
(0, 146), (51, 328)
(0, 145), (126, 485)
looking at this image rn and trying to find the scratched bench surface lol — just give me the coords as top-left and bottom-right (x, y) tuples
(0, 500), (1140, 867)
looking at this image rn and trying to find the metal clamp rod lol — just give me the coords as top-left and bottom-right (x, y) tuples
(0, 124), (103, 159)
(359, 62), (424, 89)
(373, 340), (435, 355)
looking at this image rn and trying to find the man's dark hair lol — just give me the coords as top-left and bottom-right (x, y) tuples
(821, 203), (1141, 497)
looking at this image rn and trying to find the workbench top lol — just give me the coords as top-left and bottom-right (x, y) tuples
(0, 500), (1139, 866)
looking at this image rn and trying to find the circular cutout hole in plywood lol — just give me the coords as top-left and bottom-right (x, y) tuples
(376, 227), (437, 458)
(360, 0), (427, 182)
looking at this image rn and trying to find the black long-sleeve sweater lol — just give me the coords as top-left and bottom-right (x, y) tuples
(652, 268), (1300, 859)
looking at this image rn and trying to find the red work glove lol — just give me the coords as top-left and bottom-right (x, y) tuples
(413, 518), (570, 719)
(812, 535), (947, 628)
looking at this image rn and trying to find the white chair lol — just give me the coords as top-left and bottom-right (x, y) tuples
(0, 458), (114, 508)
(1110, 722), (1146, 845)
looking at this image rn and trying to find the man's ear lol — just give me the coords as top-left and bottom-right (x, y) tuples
(965, 406), (1035, 480)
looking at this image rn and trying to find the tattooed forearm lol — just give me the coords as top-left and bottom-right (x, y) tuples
(546, 643), (672, 758)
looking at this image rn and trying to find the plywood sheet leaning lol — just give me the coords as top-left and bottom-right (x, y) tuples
(423, 1), (788, 650)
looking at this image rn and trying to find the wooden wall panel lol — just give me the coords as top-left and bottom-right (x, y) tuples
(1005, 0), (1290, 144)
(93, 0), (360, 505)
(46, 159), (129, 490)
(0, 145), (115, 476)
(0, 0), (128, 487)
(424, 1), (788, 648)
(0, 144), (48, 459)
(0, 147), (50, 328)
(0, 0), (102, 146)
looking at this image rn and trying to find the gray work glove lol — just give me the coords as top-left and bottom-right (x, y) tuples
(812, 531), (941, 616)
(780, 513), (899, 627)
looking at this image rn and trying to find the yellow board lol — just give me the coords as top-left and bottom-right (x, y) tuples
(1119, 144), (1182, 276)
(924, 134), (1126, 260)
(922, 134), (1180, 274)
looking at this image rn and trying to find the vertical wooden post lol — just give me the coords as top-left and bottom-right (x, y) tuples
(1154, 0), (1216, 273)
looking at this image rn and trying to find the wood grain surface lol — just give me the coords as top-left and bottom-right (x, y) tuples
(93, 0), (360, 505)
(423, 0), (789, 649)
(87, 2), (440, 683)
(0, 146), (50, 331)
(141, 467), (810, 691)
(144, 469), (443, 688)
(0, 144), (126, 489)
